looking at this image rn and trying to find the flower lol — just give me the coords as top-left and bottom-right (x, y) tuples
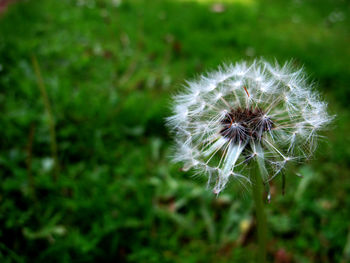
(167, 59), (333, 194)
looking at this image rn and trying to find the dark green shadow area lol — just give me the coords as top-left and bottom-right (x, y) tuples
(0, 0), (349, 262)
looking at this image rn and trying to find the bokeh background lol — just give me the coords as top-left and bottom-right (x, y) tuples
(0, 0), (349, 262)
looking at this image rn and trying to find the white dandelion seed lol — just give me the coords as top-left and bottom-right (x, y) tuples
(167, 59), (333, 195)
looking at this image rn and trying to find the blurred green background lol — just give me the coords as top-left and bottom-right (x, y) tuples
(0, 0), (349, 262)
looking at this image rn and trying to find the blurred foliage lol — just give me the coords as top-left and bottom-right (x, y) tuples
(0, 0), (349, 262)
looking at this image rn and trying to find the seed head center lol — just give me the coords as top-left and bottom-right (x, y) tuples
(220, 107), (274, 143)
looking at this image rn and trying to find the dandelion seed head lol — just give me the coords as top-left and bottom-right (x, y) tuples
(167, 59), (333, 194)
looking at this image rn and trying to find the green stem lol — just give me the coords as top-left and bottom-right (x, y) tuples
(252, 164), (268, 263)
(32, 55), (60, 181)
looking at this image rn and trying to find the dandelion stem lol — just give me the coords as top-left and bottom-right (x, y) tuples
(252, 161), (268, 263)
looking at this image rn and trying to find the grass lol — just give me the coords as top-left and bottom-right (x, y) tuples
(0, 0), (349, 262)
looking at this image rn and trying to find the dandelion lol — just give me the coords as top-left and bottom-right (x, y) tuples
(167, 59), (333, 195)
